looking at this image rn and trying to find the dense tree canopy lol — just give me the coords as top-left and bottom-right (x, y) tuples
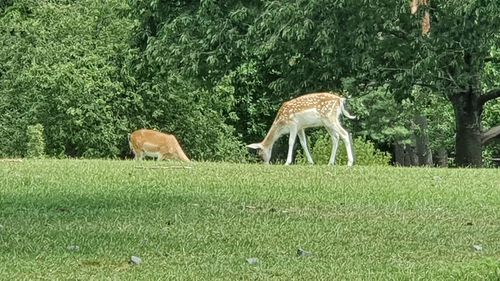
(0, 0), (137, 157)
(1, 0), (499, 166)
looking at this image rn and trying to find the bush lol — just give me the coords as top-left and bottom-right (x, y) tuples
(133, 72), (248, 162)
(297, 134), (391, 166)
(0, 0), (137, 158)
(26, 124), (46, 158)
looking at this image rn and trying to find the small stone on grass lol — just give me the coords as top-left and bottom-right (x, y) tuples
(472, 245), (483, 251)
(130, 256), (142, 265)
(67, 245), (80, 252)
(297, 248), (312, 257)
(246, 257), (259, 265)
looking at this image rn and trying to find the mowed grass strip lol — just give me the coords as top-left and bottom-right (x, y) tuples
(0, 159), (499, 280)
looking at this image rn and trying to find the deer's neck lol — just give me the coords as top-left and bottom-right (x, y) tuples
(261, 122), (284, 149)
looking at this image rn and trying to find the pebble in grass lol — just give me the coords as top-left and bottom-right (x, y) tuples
(130, 256), (142, 265)
(67, 245), (80, 252)
(433, 176), (443, 187)
(246, 258), (259, 265)
(297, 248), (313, 257)
(472, 245), (483, 252)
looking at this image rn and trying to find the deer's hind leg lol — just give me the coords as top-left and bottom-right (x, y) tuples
(298, 129), (314, 164)
(325, 127), (340, 166)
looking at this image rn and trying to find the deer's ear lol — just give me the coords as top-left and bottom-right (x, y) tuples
(247, 143), (262, 150)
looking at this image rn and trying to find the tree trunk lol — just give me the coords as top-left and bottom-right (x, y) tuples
(393, 142), (405, 166)
(451, 90), (483, 167)
(409, 146), (419, 166)
(435, 147), (448, 167)
(413, 115), (433, 166)
(394, 142), (419, 167)
(403, 145), (418, 166)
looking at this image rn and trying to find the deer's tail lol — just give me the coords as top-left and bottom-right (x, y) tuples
(340, 98), (356, 120)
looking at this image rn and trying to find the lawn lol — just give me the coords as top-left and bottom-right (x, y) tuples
(1, 159), (499, 280)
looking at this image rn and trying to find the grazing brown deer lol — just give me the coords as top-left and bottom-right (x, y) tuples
(129, 129), (190, 162)
(247, 92), (356, 166)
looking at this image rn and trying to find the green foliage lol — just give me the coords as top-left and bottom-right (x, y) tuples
(347, 84), (456, 161)
(133, 71), (247, 162)
(482, 48), (500, 162)
(347, 85), (413, 145)
(26, 123), (45, 158)
(130, 0), (499, 165)
(127, 1), (257, 161)
(336, 137), (392, 166)
(1, 0), (499, 164)
(297, 134), (391, 166)
(0, 0), (13, 14)
(0, 0), (139, 158)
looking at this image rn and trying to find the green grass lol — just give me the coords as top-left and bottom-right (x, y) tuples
(1, 159), (499, 280)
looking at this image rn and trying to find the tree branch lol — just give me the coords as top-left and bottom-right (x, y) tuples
(479, 88), (500, 106)
(482, 124), (500, 144)
(413, 82), (438, 91)
(484, 57), (500, 63)
(384, 29), (409, 40)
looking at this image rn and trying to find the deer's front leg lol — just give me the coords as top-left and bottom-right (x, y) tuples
(285, 127), (298, 165)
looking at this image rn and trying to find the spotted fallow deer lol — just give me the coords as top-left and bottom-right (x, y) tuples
(247, 92), (356, 166)
(129, 129), (190, 162)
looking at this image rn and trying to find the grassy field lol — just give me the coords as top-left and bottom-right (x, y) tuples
(1, 159), (499, 280)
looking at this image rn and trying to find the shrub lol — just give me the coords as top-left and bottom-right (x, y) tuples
(26, 124), (46, 158)
(297, 134), (391, 166)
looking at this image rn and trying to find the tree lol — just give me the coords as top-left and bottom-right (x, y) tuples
(127, 0), (250, 161)
(391, 1), (500, 167)
(0, 0), (137, 157)
(129, 0), (500, 166)
(322, 0), (500, 167)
